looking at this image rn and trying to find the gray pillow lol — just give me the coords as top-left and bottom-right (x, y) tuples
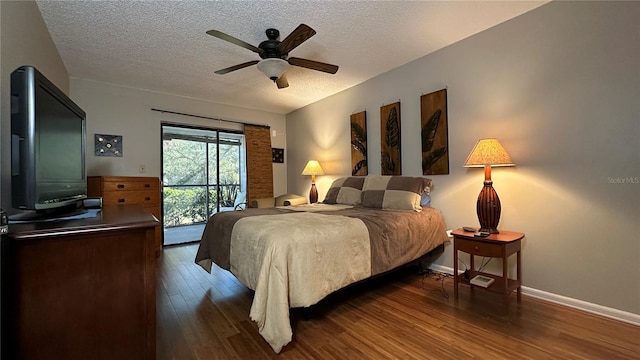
(361, 175), (432, 211)
(323, 176), (365, 205)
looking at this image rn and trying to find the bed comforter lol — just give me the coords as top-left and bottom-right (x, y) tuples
(195, 205), (447, 353)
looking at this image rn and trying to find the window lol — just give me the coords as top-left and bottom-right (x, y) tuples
(162, 124), (246, 245)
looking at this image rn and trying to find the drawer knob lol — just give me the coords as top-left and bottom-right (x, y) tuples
(117, 184), (125, 189)
(144, 184), (150, 188)
(145, 197), (151, 201)
(118, 198), (125, 203)
(474, 246), (479, 251)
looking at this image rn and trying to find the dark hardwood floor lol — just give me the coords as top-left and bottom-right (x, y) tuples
(157, 244), (640, 359)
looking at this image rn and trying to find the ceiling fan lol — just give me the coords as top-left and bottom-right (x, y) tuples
(206, 24), (339, 89)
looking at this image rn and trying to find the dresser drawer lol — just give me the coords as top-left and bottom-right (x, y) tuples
(87, 176), (163, 258)
(102, 180), (158, 192)
(102, 190), (159, 206)
(455, 237), (502, 257)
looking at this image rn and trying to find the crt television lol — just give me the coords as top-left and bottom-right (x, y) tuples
(11, 65), (87, 214)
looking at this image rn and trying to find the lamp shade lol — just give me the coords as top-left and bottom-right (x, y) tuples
(257, 58), (290, 80)
(463, 138), (514, 168)
(464, 138), (513, 234)
(301, 160), (325, 176)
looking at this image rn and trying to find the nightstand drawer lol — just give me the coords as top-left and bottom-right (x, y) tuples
(455, 237), (502, 257)
(102, 190), (159, 206)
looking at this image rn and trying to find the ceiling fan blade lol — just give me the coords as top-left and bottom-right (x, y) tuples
(214, 60), (259, 75)
(288, 57), (339, 74)
(276, 75), (289, 89)
(206, 30), (263, 54)
(276, 24), (316, 54)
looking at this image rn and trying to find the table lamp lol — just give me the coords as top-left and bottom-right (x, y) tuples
(301, 160), (324, 203)
(463, 138), (514, 234)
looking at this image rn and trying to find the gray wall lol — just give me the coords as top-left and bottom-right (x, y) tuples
(286, 1), (640, 315)
(70, 78), (287, 196)
(1, 0), (69, 211)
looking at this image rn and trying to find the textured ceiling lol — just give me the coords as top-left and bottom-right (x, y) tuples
(35, 1), (547, 115)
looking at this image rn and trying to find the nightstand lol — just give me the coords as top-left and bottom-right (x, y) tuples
(452, 228), (525, 311)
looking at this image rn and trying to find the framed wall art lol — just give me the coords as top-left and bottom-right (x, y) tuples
(95, 134), (123, 157)
(420, 89), (449, 175)
(272, 148), (284, 163)
(350, 111), (368, 175)
(380, 102), (401, 175)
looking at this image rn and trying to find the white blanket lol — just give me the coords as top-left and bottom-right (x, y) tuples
(230, 212), (371, 353)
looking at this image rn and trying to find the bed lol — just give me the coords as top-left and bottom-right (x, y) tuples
(195, 175), (448, 353)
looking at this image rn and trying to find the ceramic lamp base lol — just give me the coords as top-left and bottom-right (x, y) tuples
(309, 183), (318, 203)
(476, 182), (501, 234)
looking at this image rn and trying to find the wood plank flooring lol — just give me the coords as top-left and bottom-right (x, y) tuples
(157, 243), (640, 359)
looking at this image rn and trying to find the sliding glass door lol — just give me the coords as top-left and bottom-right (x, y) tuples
(162, 124), (245, 245)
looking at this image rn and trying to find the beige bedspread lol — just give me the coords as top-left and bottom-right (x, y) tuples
(232, 212), (371, 352)
(195, 206), (447, 353)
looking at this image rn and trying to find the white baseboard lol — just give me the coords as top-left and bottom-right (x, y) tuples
(428, 264), (640, 327)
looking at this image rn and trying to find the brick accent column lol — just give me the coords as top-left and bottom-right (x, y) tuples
(244, 125), (274, 204)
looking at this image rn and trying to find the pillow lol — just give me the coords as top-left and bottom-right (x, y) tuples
(323, 176), (365, 205)
(420, 192), (431, 207)
(250, 197), (275, 208)
(361, 175), (432, 211)
(275, 194), (307, 206)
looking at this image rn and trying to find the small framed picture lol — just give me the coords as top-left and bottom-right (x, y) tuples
(95, 134), (123, 157)
(272, 148), (284, 163)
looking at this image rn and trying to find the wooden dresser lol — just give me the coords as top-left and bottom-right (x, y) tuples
(2, 205), (157, 360)
(88, 176), (162, 256)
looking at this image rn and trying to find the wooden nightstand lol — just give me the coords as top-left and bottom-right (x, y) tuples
(452, 228), (525, 310)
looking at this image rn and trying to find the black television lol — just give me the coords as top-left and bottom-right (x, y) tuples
(10, 65), (87, 219)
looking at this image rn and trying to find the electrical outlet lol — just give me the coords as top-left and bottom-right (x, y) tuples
(139, 165), (146, 173)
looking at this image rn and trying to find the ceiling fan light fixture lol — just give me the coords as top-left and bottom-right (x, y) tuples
(257, 58), (290, 81)
(208, 25), (338, 88)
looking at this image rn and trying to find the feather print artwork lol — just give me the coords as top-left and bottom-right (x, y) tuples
(421, 109), (441, 152)
(385, 107), (400, 148)
(350, 111), (368, 175)
(420, 90), (449, 175)
(380, 102), (401, 175)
